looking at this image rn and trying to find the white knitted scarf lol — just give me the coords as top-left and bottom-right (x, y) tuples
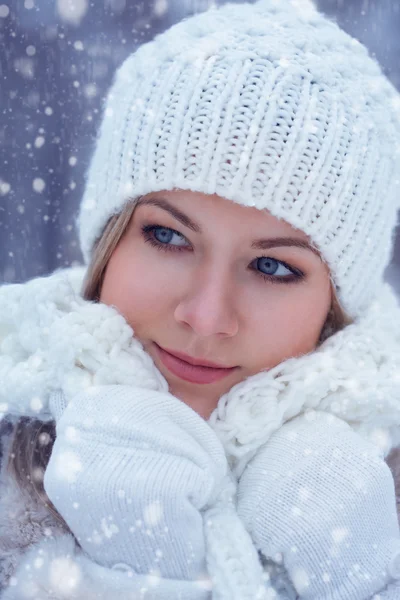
(1, 266), (400, 599)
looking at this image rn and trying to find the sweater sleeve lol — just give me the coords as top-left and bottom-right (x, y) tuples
(0, 533), (212, 600)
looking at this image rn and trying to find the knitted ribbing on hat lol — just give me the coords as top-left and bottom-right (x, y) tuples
(77, 0), (400, 318)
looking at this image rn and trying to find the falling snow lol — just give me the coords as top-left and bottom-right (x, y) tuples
(0, 5), (9, 18)
(56, 0), (89, 25)
(0, 180), (11, 195)
(51, 449), (83, 484)
(1, 1), (400, 597)
(32, 177), (46, 193)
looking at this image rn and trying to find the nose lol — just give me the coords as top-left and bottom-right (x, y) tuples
(174, 263), (239, 338)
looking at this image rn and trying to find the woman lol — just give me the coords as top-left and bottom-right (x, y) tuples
(1, 0), (400, 598)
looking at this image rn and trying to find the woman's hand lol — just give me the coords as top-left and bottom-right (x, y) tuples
(237, 410), (400, 599)
(44, 385), (230, 583)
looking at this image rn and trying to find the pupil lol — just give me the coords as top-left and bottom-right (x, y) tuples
(155, 228), (173, 243)
(257, 257), (278, 275)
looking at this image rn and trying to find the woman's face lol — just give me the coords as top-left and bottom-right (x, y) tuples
(100, 190), (332, 419)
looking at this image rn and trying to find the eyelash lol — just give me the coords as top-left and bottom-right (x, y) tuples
(141, 224), (305, 285)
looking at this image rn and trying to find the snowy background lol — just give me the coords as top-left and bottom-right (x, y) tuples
(1, 0), (400, 290)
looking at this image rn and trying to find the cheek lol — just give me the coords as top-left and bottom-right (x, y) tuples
(245, 280), (331, 371)
(100, 243), (184, 330)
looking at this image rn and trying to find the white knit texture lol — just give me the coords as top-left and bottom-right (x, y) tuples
(237, 410), (400, 599)
(1, 268), (400, 598)
(43, 386), (271, 599)
(44, 386), (221, 580)
(1, 267), (400, 466)
(77, 0), (400, 318)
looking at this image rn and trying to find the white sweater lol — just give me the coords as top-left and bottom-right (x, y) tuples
(1, 266), (400, 599)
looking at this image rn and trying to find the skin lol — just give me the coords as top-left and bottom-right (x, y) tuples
(100, 189), (332, 420)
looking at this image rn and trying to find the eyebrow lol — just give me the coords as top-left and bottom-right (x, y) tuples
(136, 197), (201, 233)
(136, 197), (321, 257)
(251, 237), (320, 257)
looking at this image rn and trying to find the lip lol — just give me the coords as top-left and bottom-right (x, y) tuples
(159, 346), (233, 369)
(153, 343), (238, 385)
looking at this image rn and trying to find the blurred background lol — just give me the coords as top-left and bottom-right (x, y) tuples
(1, 0), (400, 289)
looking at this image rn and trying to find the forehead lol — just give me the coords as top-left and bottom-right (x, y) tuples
(138, 189), (310, 240)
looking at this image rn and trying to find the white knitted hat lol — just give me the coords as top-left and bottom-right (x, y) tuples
(77, 0), (400, 318)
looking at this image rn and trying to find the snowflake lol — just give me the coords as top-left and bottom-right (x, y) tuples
(100, 516), (119, 539)
(331, 526), (349, 544)
(56, 0), (88, 25)
(33, 178), (46, 193)
(0, 5), (9, 18)
(153, 0), (168, 18)
(0, 179), (11, 195)
(291, 566), (310, 594)
(49, 556), (83, 595)
(52, 449), (83, 484)
(143, 500), (164, 527)
(30, 396), (44, 412)
(34, 136), (45, 148)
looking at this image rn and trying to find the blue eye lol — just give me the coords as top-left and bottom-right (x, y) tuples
(154, 227), (173, 244)
(142, 224), (304, 284)
(144, 225), (188, 248)
(253, 256), (303, 283)
(256, 257), (291, 277)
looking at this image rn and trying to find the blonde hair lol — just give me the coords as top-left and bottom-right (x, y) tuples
(7, 198), (352, 528)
